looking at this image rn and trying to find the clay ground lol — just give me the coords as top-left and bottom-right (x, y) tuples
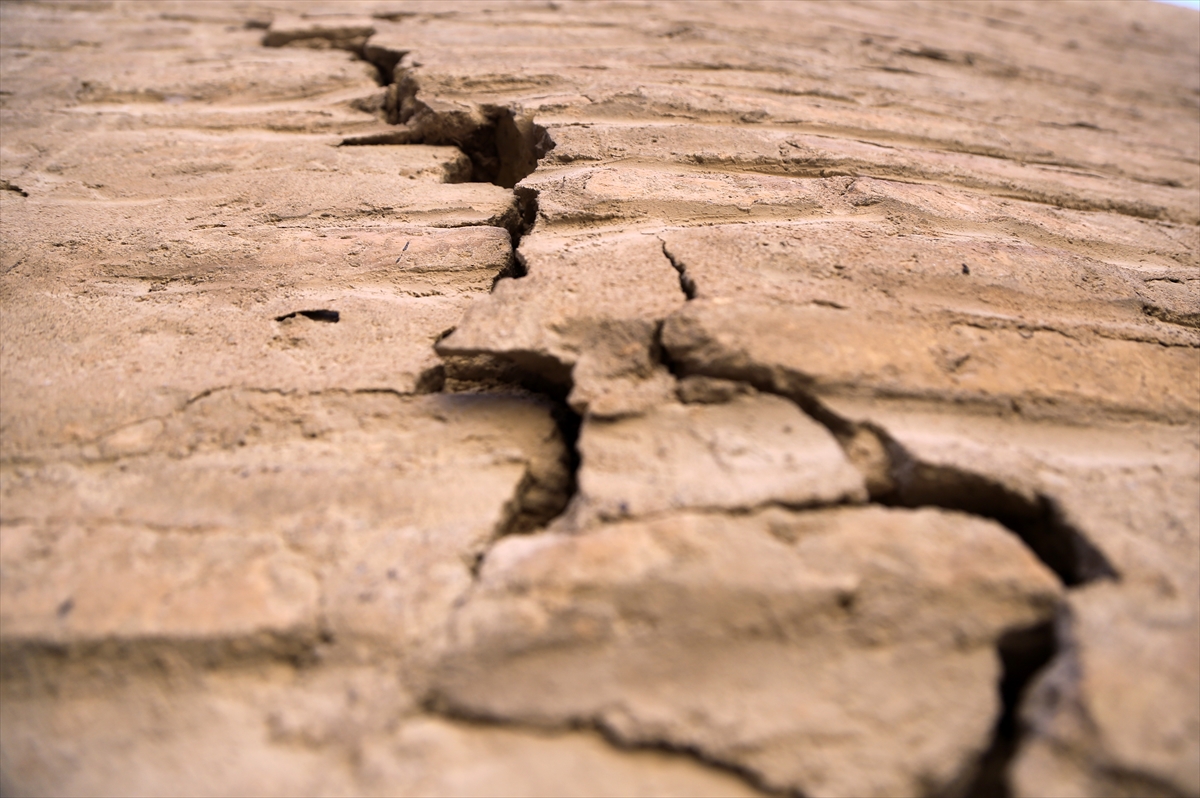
(0, 1), (1198, 796)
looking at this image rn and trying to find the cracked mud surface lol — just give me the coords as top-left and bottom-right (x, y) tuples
(1, 2), (1197, 797)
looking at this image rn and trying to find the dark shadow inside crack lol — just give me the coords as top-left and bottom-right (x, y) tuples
(262, 28), (567, 537)
(501, 398), (581, 537)
(511, 185), (541, 252)
(341, 76), (555, 189)
(659, 239), (697, 300)
(658, 350), (1119, 588)
(875, 432), (1120, 587)
(660, 336), (1101, 587)
(828, 416), (1118, 588)
(348, 102), (554, 189)
(441, 350), (572, 395)
(438, 351), (581, 543)
(262, 28), (570, 538)
(275, 309), (340, 323)
(361, 42), (404, 87)
(264, 24), (555, 188)
(946, 621), (1057, 798)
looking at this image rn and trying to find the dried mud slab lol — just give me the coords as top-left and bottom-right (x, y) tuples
(1, 392), (571, 670)
(565, 394), (867, 527)
(434, 506), (1062, 797)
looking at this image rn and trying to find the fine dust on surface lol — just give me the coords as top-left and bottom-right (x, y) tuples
(1, 2), (1197, 797)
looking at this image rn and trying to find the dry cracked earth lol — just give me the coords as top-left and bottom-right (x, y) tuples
(1, 1), (1198, 797)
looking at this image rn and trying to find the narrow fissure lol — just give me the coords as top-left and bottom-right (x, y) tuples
(592, 725), (802, 798)
(875, 428), (1119, 587)
(659, 239), (697, 300)
(463, 390), (581, 582)
(953, 621), (1057, 798)
(440, 346), (582, 550)
(511, 185), (541, 253)
(361, 41), (404, 87)
(659, 352), (1119, 588)
(264, 25), (554, 188)
(420, 698), (799, 798)
(263, 27), (572, 542)
(485, 186), (539, 285)
(274, 309), (340, 323)
(262, 21), (393, 86)
(506, 398), (581, 535)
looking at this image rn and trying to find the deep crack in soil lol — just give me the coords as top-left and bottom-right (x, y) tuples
(260, 21), (1121, 797)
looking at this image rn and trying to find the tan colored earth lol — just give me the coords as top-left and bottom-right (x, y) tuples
(1, 1), (1198, 796)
